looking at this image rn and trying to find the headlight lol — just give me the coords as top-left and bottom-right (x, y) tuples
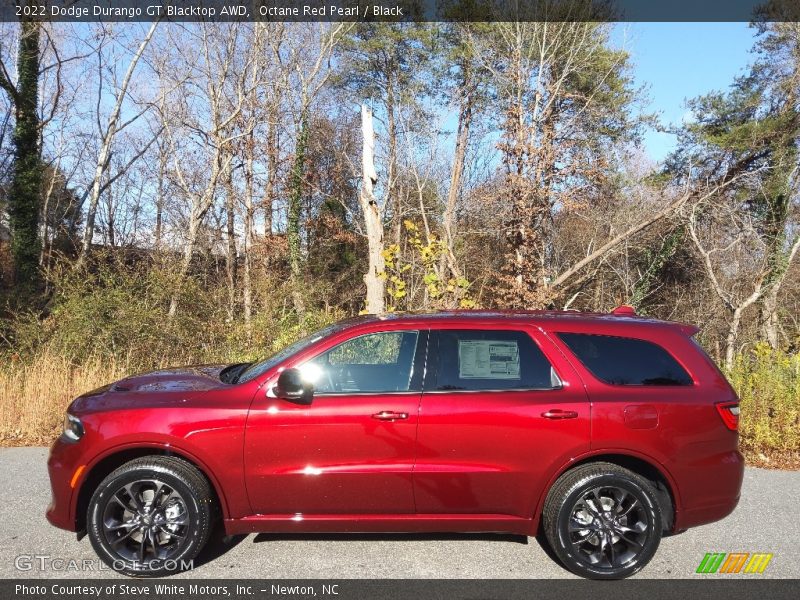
(63, 414), (84, 441)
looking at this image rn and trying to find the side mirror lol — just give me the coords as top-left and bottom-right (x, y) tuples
(273, 368), (313, 405)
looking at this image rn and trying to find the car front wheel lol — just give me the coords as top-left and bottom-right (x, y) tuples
(87, 456), (214, 577)
(543, 462), (663, 579)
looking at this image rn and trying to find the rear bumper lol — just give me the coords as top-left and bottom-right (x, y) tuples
(675, 496), (740, 530)
(673, 449), (744, 530)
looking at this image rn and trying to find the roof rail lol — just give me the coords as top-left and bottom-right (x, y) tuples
(611, 304), (637, 316)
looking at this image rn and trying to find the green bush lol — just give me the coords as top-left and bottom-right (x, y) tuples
(8, 258), (214, 368)
(728, 343), (800, 456)
(5, 255), (343, 370)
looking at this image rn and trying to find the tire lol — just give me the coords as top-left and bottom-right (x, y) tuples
(542, 462), (663, 579)
(87, 456), (214, 577)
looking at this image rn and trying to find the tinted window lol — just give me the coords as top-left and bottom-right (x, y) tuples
(301, 331), (420, 394)
(429, 330), (558, 391)
(558, 333), (692, 386)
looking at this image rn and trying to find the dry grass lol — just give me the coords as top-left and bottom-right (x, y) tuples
(2, 345), (799, 470)
(0, 352), (130, 446)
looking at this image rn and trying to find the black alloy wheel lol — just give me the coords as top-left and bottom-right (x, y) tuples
(87, 456), (214, 577)
(100, 479), (190, 564)
(543, 462), (664, 579)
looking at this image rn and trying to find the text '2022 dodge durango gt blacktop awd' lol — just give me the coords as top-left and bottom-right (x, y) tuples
(46, 308), (744, 579)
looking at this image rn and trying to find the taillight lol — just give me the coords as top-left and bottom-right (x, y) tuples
(716, 401), (740, 431)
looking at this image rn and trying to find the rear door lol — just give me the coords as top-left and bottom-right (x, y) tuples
(413, 325), (590, 517)
(551, 328), (744, 516)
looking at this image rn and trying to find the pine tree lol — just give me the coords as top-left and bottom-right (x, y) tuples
(474, 21), (642, 308)
(669, 20), (800, 348)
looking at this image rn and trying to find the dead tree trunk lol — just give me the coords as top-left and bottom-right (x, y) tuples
(360, 105), (385, 314)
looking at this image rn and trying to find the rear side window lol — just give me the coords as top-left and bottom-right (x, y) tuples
(429, 330), (559, 391)
(558, 333), (692, 386)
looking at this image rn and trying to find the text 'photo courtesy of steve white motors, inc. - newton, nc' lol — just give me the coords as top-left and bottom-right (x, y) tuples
(14, 2), (405, 19)
(14, 582), (337, 597)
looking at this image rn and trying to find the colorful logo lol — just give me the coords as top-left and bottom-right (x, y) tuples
(696, 552), (773, 574)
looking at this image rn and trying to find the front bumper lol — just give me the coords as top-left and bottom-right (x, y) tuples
(45, 436), (84, 532)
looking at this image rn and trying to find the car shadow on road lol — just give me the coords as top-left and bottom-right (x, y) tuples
(192, 530), (530, 571)
(190, 527), (574, 575)
(251, 532), (529, 543)
(193, 527), (249, 568)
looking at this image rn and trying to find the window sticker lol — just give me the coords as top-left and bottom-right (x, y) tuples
(458, 340), (521, 379)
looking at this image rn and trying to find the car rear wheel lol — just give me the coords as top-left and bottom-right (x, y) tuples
(542, 462), (663, 579)
(87, 456), (214, 577)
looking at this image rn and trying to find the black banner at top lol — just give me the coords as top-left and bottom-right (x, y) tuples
(2, 0), (800, 23)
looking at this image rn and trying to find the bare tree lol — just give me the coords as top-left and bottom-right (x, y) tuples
(159, 23), (259, 317)
(282, 23), (352, 315)
(76, 22), (158, 267)
(687, 192), (779, 369)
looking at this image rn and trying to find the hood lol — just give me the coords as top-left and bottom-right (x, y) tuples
(108, 364), (229, 393)
(69, 364), (232, 415)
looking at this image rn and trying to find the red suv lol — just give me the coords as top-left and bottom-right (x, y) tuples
(46, 309), (743, 579)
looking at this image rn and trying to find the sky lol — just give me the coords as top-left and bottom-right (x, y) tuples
(615, 22), (757, 162)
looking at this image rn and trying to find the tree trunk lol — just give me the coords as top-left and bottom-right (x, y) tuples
(263, 113), (278, 237)
(106, 182), (116, 247)
(39, 165), (59, 267)
(154, 146), (167, 249)
(758, 233), (800, 348)
(759, 285), (781, 349)
(287, 110), (308, 315)
(167, 154), (224, 318)
(168, 210), (200, 318)
(224, 161), (237, 321)
(243, 131), (255, 334)
(725, 306), (745, 372)
(360, 105), (385, 314)
(7, 21), (42, 290)
(441, 73), (473, 293)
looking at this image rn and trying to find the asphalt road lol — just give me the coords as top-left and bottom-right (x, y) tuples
(1, 447), (798, 579)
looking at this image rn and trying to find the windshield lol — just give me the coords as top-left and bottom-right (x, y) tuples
(236, 322), (345, 384)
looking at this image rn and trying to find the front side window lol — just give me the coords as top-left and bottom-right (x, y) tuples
(428, 329), (559, 391)
(236, 322), (345, 383)
(558, 333), (693, 386)
(301, 331), (421, 394)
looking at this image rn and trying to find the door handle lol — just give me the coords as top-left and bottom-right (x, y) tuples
(372, 411), (409, 421)
(541, 409), (579, 420)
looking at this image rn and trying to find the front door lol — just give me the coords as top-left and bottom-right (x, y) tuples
(413, 327), (590, 518)
(244, 329), (425, 515)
